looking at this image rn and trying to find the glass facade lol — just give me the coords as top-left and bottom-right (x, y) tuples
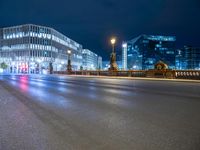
(0, 24), (83, 73)
(175, 46), (200, 70)
(122, 43), (127, 70)
(185, 46), (200, 70)
(122, 35), (176, 70)
(175, 49), (187, 70)
(82, 49), (99, 70)
(97, 56), (102, 70)
(102, 61), (110, 70)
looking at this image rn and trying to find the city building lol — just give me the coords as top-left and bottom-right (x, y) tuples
(116, 54), (122, 70)
(0, 24), (83, 74)
(175, 46), (200, 70)
(102, 60), (110, 70)
(82, 49), (99, 70)
(122, 43), (127, 70)
(175, 48), (187, 70)
(122, 35), (176, 70)
(117, 61), (122, 70)
(97, 56), (102, 70)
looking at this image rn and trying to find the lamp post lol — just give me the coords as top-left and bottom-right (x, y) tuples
(49, 62), (53, 74)
(109, 37), (118, 71)
(67, 50), (72, 73)
(111, 38), (116, 53)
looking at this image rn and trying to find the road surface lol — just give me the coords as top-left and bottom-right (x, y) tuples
(0, 75), (200, 150)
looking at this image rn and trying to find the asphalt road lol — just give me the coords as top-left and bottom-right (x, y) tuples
(0, 75), (200, 150)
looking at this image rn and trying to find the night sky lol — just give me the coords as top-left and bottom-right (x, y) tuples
(0, 0), (200, 60)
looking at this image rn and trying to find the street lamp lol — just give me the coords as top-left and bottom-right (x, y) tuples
(67, 50), (71, 55)
(109, 37), (118, 71)
(67, 50), (72, 73)
(111, 38), (116, 53)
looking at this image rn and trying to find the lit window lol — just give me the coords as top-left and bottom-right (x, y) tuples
(19, 32), (22, 37)
(47, 34), (51, 39)
(38, 33), (42, 38)
(43, 33), (46, 38)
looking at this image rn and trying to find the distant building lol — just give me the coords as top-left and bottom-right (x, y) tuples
(122, 43), (128, 70)
(102, 61), (110, 70)
(0, 24), (83, 73)
(97, 56), (102, 70)
(184, 46), (199, 70)
(0, 24), (103, 74)
(122, 35), (176, 70)
(175, 46), (200, 70)
(175, 48), (187, 70)
(116, 61), (122, 70)
(82, 49), (99, 70)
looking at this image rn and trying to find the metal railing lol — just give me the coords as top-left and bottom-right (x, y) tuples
(53, 70), (200, 80)
(53, 70), (146, 77)
(175, 70), (200, 80)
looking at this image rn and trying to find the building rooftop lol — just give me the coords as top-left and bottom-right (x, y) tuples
(128, 34), (176, 44)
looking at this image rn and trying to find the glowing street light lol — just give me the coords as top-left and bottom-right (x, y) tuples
(111, 38), (116, 53)
(111, 38), (116, 45)
(67, 50), (71, 54)
(109, 37), (118, 71)
(67, 49), (72, 73)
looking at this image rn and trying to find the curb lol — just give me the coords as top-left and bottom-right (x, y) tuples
(55, 74), (200, 83)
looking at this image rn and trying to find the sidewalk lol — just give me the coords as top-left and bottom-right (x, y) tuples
(55, 74), (200, 83)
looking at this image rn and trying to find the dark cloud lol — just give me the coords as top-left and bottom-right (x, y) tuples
(0, 0), (199, 60)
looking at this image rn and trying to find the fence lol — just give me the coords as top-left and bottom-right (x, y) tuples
(175, 70), (200, 80)
(54, 70), (146, 77)
(53, 70), (200, 80)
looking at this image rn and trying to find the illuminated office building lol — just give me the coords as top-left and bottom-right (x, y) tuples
(97, 56), (102, 70)
(0, 24), (83, 73)
(122, 35), (176, 70)
(175, 48), (187, 70)
(175, 46), (200, 70)
(82, 49), (99, 70)
(185, 46), (200, 70)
